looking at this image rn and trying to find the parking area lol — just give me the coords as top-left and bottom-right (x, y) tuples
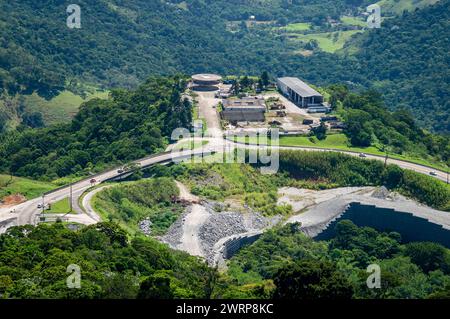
(222, 92), (326, 136)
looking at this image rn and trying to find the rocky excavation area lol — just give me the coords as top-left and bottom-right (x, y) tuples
(161, 199), (275, 265)
(160, 182), (450, 267)
(160, 184), (392, 266)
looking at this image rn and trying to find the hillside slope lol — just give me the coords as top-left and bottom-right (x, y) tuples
(345, 0), (449, 132)
(0, 76), (192, 180)
(0, 0), (447, 132)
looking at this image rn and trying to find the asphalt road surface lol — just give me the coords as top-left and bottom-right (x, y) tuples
(0, 90), (448, 230)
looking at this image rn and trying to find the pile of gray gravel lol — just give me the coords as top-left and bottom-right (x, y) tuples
(160, 200), (278, 264)
(160, 207), (191, 248)
(138, 218), (153, 236)
(199, 212), (248, 263)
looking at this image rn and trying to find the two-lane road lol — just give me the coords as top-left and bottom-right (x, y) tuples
(0, 137), (448, 232)
(0, 149), (203, 229)
(0, 89), (448, 231)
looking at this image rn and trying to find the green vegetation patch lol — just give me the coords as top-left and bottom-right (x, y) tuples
(222, 221), (450, 299)
(281, 22), (311, 32)
(291, 30), (363, 53)
(0, 77), (191, 180)
(0, 175), (55, 200)
(45, 197), (73, 214)
(22, 90), (109, 125)
(92, 178), (183, 236)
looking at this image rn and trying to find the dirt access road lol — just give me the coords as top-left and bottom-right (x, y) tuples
(175, 181), (209, 257)
(196, 91), (222, 138)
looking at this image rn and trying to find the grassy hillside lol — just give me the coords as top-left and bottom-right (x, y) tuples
(0, 174), (55, 201)
(93, 178), (182, 235)
(22, 90), (109, 125)
(0, 0), (351, 93)
(0, 0), (447, 133)
(377, 0), (441, 15)
(291, 30), (363, 53)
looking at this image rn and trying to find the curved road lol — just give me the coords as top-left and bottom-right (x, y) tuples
(0, 138), (447, 232)
(0, 149), (202, 230)
(0, 89), (448, 231)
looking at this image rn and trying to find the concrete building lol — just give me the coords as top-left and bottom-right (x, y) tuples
(277, 77), (324, 108)
(307, 105), (331, 113)
(221, 96), (266, 123)
(191, 74), (222, 91)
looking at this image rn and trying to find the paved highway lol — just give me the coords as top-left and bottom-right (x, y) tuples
(236, 139), (449, 183)
(0, 149), (201, 230)
(0, 135), (448, 233)
(0, 90), (448, 231)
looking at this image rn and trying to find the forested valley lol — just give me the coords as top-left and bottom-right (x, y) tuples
(0, 0), (449, 302)
(0, 0), (448, 132)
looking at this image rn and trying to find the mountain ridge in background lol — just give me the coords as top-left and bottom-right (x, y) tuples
(0, 0), (448, 132)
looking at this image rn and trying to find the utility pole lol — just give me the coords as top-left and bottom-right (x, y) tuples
(384, 145), (389, 167)
(41, 194), (45, 215)
(69, 183), (73, 213)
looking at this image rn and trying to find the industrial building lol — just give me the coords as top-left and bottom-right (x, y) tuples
(221, 97), (266, 123)
(307, 105), (331, 113)
(191, 74), (222, 91)
(277, 77), (324, 108)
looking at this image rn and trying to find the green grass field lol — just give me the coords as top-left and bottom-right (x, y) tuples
(290, 30), (363, 53)
(282, 22), (311, 32)
(0, 175), (56, 200)
(341, 16), (367, 27)
(23, 89), (109, 125)
(46, 197), (73, 214)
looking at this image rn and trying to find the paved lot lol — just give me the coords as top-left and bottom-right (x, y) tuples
(263, 92), (318, 121)
(196, 91), (222, 137)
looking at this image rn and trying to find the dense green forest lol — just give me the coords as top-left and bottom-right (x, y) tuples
(341, 0), (450, 133)
(224, 221), (450, 299)
(0, 222), (215, 298)
(0, 0), (448, 132)
(1, 219), (449, 299)
(0, 77), (192, 180)
(327, 86), (450, 164)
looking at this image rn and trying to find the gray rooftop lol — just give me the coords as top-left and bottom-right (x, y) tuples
(278, 77), (322, 98)
(223, 97), (266, 110)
